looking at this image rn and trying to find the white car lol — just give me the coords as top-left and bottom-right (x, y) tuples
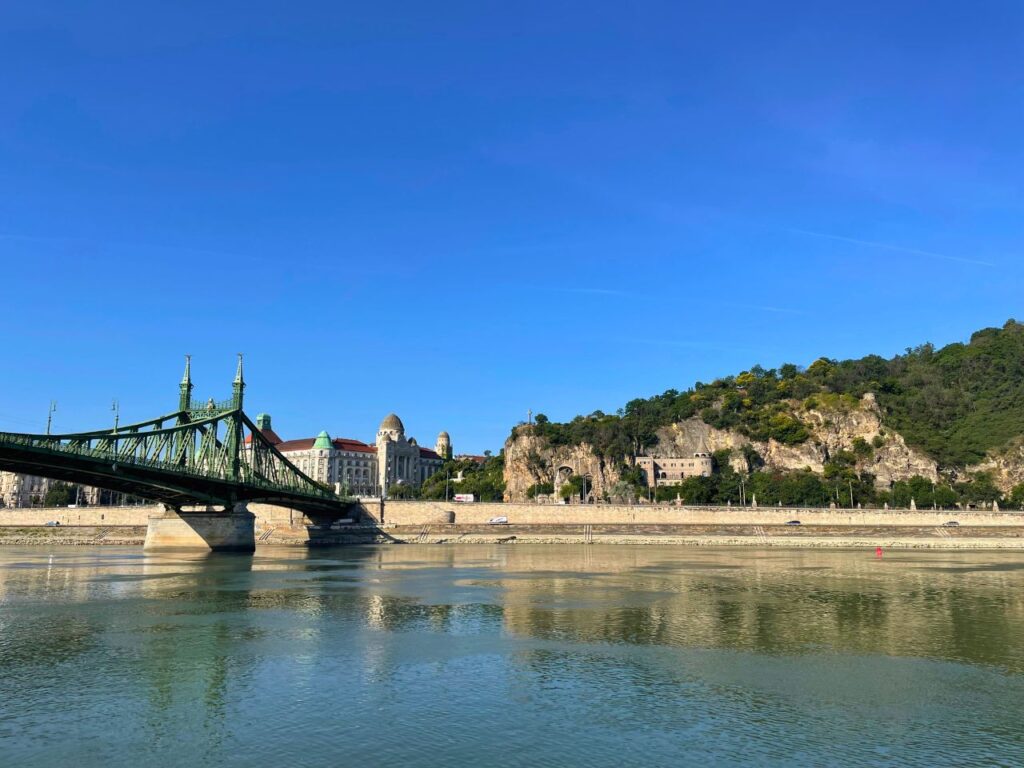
(487, 516), (509, 525)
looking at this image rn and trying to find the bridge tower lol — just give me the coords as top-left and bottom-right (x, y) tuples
(179, 355), (193, 412)
(227, 354), (245, 482)
(148, 355), (255, 552)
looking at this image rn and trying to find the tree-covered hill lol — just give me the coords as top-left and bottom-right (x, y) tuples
(528, 319), (1024, 469)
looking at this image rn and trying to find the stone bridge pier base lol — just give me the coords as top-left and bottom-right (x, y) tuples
(144, 503), (256, 553)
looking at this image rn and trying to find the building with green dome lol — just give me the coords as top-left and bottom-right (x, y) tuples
(246, 412), (451, 497)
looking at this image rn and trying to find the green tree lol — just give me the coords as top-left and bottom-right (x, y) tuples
(387, 483), (418, 499)
(43, 482), (74, 507)
(956, 473), (1003, 505)
(559, 475), (584, 501)
(418, 456), (507, 502)
(526, 482), (554, 499)
(852, 437), (873, 460)
(933, 484), (958, 508)
(1008, 483), (1024, 509)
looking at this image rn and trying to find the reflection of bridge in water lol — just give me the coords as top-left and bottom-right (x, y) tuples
(0, 357), (353, 551)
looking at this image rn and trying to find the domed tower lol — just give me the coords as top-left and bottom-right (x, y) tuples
(435, 431), (452, 460)
(377, 413), (405, 444)
(313, 430), (332, 450)
(376, 414), (405, 496)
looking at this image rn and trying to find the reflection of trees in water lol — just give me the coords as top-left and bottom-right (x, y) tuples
(0, 615), (97, 670)
(946, 587), (1018, 669)
(489, 549), (1024, 672)
(0, 555), (123, 672)
(323, 545), (1024, 672)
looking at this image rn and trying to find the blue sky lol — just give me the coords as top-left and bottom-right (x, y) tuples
(1, 1), (1021, 453)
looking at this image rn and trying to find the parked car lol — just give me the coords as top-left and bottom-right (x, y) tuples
(943, 521), (960, 527)
(44, 521), (61, 527)
(785, 520), (801, 526)
(487, 516), (509, 525)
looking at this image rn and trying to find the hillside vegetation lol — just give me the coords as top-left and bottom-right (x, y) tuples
(530, 319), (1024, 469)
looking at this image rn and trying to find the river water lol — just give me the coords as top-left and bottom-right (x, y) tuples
(1, 545), (1023, 767)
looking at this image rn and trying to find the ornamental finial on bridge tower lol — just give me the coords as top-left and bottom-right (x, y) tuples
(179, 355), (194, 412)
(232, 353), (245, 408)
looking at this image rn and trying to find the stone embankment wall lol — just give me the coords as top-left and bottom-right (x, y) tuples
(0, 505), (160, 526)
(2, 501), (1022, 530)
(361, 500), (1024, 528)
(0, 503), (322, 529)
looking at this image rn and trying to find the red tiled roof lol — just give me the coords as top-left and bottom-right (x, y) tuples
(245, 427), (284, 445)
(418, 447), (441, 459)
(275, 438), (316, 452)
(270, 436), (377, 455)
(332, 438), (376, 454)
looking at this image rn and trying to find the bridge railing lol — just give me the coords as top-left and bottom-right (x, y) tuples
(186, 397), (236, 414)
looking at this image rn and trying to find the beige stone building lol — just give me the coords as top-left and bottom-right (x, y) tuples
(248, 412), (451, 497)
(636, 445), (714, 489)
(0, 471), (103, 508)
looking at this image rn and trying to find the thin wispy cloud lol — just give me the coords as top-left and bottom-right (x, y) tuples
(0, 232), (241, 262)
(633, 339), (716, 349)
(629, 338), (768, 355)
(789, 228), (995, 267)
(530, 285), (633, 297)
(721, 302), (807, 316)
(550, 287), (630, 296)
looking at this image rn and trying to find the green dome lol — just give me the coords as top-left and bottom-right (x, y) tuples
(313, 430), (332, 450)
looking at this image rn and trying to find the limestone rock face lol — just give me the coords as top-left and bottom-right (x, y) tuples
(504, 393), (941, 499)
(651, 394), (937, 485)
(502, 428), (620, 502)
(975, 439), (1024, 492)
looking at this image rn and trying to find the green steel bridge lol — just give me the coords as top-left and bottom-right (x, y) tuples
(0, 357), (348, 516)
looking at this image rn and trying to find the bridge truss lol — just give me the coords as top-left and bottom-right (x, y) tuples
(0, 357), (346, 515)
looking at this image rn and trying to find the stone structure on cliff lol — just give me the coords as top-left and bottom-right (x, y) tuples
(636, 442), (714, 489)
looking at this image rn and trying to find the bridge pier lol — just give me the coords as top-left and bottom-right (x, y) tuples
(144, 503), (255, 553)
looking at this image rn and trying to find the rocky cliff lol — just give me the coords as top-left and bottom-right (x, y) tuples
(653, 393), (939, 485)
(503, 430), (620, 502)
(974, 439), (1024, 491)
(503, 393), (943, 501)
